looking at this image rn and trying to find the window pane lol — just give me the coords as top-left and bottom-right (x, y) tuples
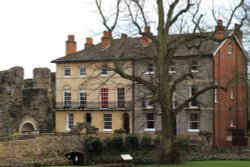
(80, 66), (86, 76)
(66, 113), (74, 130)
(64, 90), (71, 108)
(101, 64), (108, 75)
(80, 90), (87, 108)
(146, 113), (155, 129)
(101, 88), (108, 108)
(64, 67), (71, 76)
(117, 88), (125, 108)
(104, 114), (112, 130)
(191, 61), (198, 71)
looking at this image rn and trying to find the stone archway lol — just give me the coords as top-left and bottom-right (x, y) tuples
(21, 122), (35, 134)
(19, 115), (39, 135)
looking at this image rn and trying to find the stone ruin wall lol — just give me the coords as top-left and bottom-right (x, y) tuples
(0, 134), (85, 166)
(0, 66), (55, 136)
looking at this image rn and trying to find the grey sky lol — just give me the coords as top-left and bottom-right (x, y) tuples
(0, 0), (240, 78)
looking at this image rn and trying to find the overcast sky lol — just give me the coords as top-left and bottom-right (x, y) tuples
(0, 0), (239, 78)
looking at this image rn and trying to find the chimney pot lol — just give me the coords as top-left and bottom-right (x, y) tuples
(101, 31), (112, 49)
(85, 37), (93, 48)
(121, 33), (128, 40)
(214, 20), (225, 41)
(144, 26), (151, 33)
(217, 19), (223, 26)
(234, 23), (243, 43)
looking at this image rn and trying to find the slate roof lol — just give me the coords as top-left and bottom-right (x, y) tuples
(51, 32), (227, 63)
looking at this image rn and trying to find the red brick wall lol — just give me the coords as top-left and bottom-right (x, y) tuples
(213, 37), (247, 146)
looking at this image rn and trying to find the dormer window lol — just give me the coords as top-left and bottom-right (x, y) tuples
(101, 64), (108, 76)
(228, 40), (233, 55)
(169, 62), (176, 73)
(145, 63), (154, 74)
(191, 61), (198, 72)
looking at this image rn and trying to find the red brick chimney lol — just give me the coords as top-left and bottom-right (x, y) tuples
(234, 23), (243, 44)
(101, 31), (112, 49)
(85, 37), (93, 48)
(214, 20), (225, 41)
(141, 26), (152, 47)
(121, 33), (128, 40)
(66, 35), (76, 55)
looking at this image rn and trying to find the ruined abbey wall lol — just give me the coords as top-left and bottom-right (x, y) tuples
(0, 67), (55, 136)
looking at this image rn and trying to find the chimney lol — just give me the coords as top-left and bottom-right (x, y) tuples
(121, 33), (128, 40)
(101, 31), (112, 49)
(66, 35), (77, 55)
(85, 37), (93, 48)
(234, 23), (243, 43)
(141, 26), (153, 47)
(214, 19), (225, 41)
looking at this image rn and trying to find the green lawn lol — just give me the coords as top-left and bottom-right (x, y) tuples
(49, 160), (250, 167)
(140, 161), (250, 167)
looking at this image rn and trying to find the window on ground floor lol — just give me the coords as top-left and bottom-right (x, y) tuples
(66, 113), (74, 131)
(103, 113), (112, 131)
(188, 112), (199, 132)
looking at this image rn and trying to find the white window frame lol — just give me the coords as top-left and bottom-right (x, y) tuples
(103, 113), (112, 131)
(144, 113), (155, 131)
(64, 89), (71, 108)
(117, 88), (125, 108)
(66, 113), (74, 131)
(228, 40), (233, 55)
(230, 87), (235, 99)
(188, 112), (199, 132)
(64, 67), (71, 77)
(191, 61), (198, 72)
(79, 66), (86, 77)
(79, 90), (87, 109)
(189, 85), (198, 108)
(172, 91), (177, 109)
(169, 62), (176, 73)
(214, 89), (218, 103)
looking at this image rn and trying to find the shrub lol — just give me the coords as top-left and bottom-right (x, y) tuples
(140, 135), (152, 149)
(104, 135), (123, 151)
(125, 134), (139, 149)
(84, 136), (103, 156)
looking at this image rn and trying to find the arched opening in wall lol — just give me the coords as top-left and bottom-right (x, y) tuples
(21, 122), (35, 135)
(123, 113), (130, 133)
(85, 113), (92, 125)
(64, 152), (84, 165)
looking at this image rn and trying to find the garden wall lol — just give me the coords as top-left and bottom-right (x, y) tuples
(0, 134), (86, 166)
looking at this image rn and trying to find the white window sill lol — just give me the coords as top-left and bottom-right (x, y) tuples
(188, 129), (199, 132)
(191, 70), (198, 73)
(144, 72), (155, 75)
(169, 71), (176, 74)
(144, 128), (156, 132)
(79, 75), (86, 77)
(64, 76), (71, 77)
(102, 129), (112, 132)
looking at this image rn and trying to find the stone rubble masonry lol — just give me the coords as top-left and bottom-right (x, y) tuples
(0, 66), (55, 136)
(0, 67), (24, 136)
(0, 134), (86, 166)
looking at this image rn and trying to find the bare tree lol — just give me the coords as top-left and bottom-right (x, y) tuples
(92, 0), (247, 163)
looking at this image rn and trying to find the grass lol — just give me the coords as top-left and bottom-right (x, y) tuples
(140, 160), (250, 167)
(48, 160), (250, 167)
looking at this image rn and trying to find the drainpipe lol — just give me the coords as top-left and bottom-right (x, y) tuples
(132, 59), (135, 133)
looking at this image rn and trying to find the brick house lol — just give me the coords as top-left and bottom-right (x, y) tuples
(51, 20), (248, 146)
